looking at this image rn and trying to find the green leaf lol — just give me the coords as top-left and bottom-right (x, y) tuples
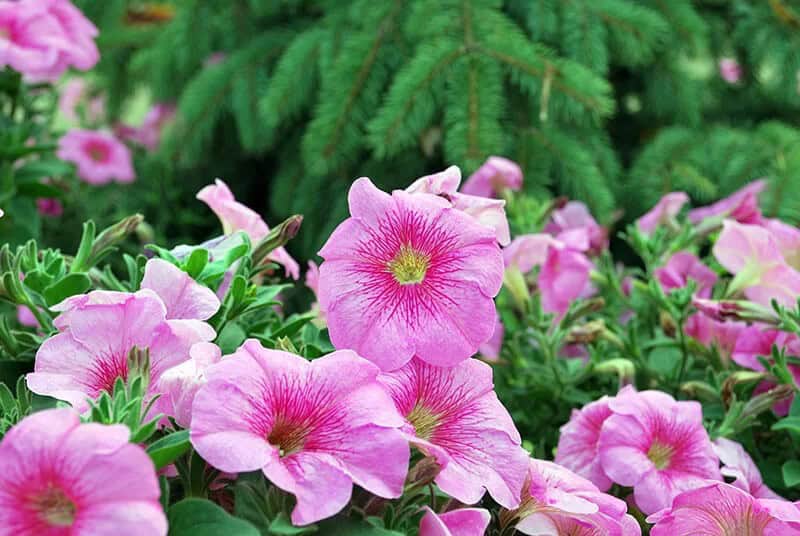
(772, 417), (800, 434)
(168, 498), (260, 536)
(315, 517), (404, 536)
(13, 159), (75, 183)
(146, 430), (192, 470)
(16, 182), (64, 199)
(269, 513), (317, 535)
(184, 249), (209, 279)
(783, 460), (800, 488)
(42, 273), (92, 306)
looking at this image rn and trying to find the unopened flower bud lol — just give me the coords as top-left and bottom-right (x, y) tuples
(565, 320), (606, 345)
(693, 297), (778, 325)
(252, 215), (303, 267)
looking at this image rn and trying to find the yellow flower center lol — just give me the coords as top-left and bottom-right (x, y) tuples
(388, 245), (429, 285)
(407, 403), (440, 441)
(34, 487), (76, 527)
(267, 419), (308, 458)
(647, 441), (675, 470)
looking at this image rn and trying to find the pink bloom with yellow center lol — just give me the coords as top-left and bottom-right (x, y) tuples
(637, 192), (689, 236)
(713, 438), (783, 500)
(190, 340), (409, 525)
(378, 357), (528, 508)
(57, 129), (134, 185)
(655, 251), (717, 298)
(544, 201), (607, 254)
(689, 180), (766, 225)
(319, 177), (503, 370)
(555, 396), (615, 492)
(419, 507), (491, 536)
(460, 156), (523, 199)
(197, 179), (299, 280)
(648, 482), (800, 535)
(0, 408), (166, 535)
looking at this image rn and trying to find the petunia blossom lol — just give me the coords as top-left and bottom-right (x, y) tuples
(555, 395), (615, 492)
(319, 177), (504, 370)
(59, 78), (105, 125)
(544, 201), (607, 254)
(637, 192), (689, 236)
(684, 314), (745, 362)
(378, 357), (528, 508)
(503, 234), (559, 273)
(539, 245), (595, 318)
(27, 290), (215, 412)
(419, 507), (491, 536)
(140, 258), (220, 321)
(197, 179), (299, 279)
(713, 437), (783, 500)
(190, 340), (409, 525)
(36, 197), (63, 217)
(689, 180), (766, 225)
(598, 388), (721, 515)
(478, 313), (504, 362)
(713, 219), (800, 308)
(153, 342), (221, 428)
(460, 156), (523, 199)
(514, 459), (641, 536)
(406, 166), (511, 245)
(655, 251), (717, 298)
(0, 408), (166, 535)
(765, 218), (800, 270)
(305, 260), (326, 324)
(57, 129), (135, 185)
(116, 104), (175, 151)
(647, 482), (800, 535)
(719, 58), (743, 84)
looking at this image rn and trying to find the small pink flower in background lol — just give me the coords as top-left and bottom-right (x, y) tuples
(515, 459), (640, 536)
(379, 358), (527, 508)
(419, 507), (491, 536)
(503, 234), (559, 273)
(719, 58), (743, 84)
(460, 156), (523, 199)
(197, 179), (299, 280)
(689, 179), (766, 225)
(555, 396), (614, 492)
(0, 408), (166, 535)
(153, 341), (221, 428)
(478, 313), (504, 361)
(59, 78), (105, 124)
(36, 197), (63, 217)
(684, 314), (745, 361)
(637, 192), (689, 236)
(16, 305), (38, 328)
(598, 388), (721, 515)
(57, 129), (135, 185)
(648, 482), (800, 535)
(713, 438), (783, 500)
(190, 340), (409, 525)
(539, 246), (594, 318)
(305, 260), (326, 324)
(27, 290), (215, 412)
(655, 251), (717, 298)
(544, 201), (607, 254)
(765, 218), (800, 270)
(140, 258), (220, 320)
(204, 52), (227, 67)
(407, 166), (511, 245)
(713, 219), (800, 308)
(319, 177), (503, 371)
(116, 104), (176, 151)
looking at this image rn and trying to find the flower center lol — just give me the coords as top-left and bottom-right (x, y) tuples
(388, 245), (429, 285)
(647, 441), (675, 470)
(33, 487), (76, 527)
(407, 402), (440, 441)
(267, 419), (308, 458)
(83, 141), (110, 163)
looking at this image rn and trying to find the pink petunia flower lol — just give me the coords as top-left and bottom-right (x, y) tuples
(140, 258), (220, 321)
(27, 290), (215, 412)
(503, 234), (559, 273)
(319, 177), (504, 370)
(406, 166), (511, 245)
(378, 357), (528, 508)
(57, 129), (135, 185)
(197, 179), (299, 280)
(16, 305), (38, 328)
(0, 408), (166, 535)
(713, 438), (783, 500)
(460, 156), (523, 199)
(515, 459), (641, 536)
(684, 314), (745, 362)
(689, 180), (766, 225)
(305, 260), (326, 324)
(116, 104), (176, 151)
(478, 312), (504, 361)
(655, 251), (717, 298)
(59, 78), (105, 125)
(555, 396), (615, 492)
(647, 482), (800, 535)
(419, 507), (491, 536)
(713, 219), (800, 308)
(765, 218), (800, 270)
(190, 340), (409, 525)
(544, 201), (607, 254)
(637, 192), (689, 236)
(36, 197), (63, 217)
(598, 389), (721, 515)
(539, 245), (595, 318)
(719, 58), (743, 84)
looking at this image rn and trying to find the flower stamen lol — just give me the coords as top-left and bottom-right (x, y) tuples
(33, 486), (76, 527)
(647, 441), (675, 470)
(407, 402), (440, 441)
(388, 245), (429, 285)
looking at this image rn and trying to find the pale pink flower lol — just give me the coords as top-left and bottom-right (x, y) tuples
(319, 177), (504, 370)
(478, 313), (504, 361)
(648, 482), (800, 535)
(719, 58), (743, 84)
(598, 389), (721, 515)
(57, 129), (134, 185)
(407, 166), (511, 245)
(637, 192), (689, 235)
(0, 408), (166, 535)
(116, 104), (175, 151)
(419, 507), (491, 536)
(16, 305), (38, 327)
(516, 459), (640, 536)
(305, 260), (326, 324)
(36, 197), (63, 217)
(27, 290), (215, 412)
(765, 218), (800, 270)
(140, 258), (220, 321)
(713, 219), (800, 308)
(153, 342), (221, 428)
(689, 180), (766, 225)
(190, 340), (409, 525)
(59, 78), (105, 124)
(460, 156), (523, 198)
(378, 357), (528, 508)
(539, 245), (594, 318)
(197, 179), (299, 280)
(555, 396), (614, 492)
(655, 251), (717, 298)
(503, 234), (559, 273)
(684, 314), (745, 361)
(714, 438), (783, 500)
(544, 201), (607, 254)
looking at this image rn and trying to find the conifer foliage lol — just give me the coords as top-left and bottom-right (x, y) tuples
(77, 0), (800, 256)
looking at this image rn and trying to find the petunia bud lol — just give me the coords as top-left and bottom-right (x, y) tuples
(252, 214), (303, 267)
